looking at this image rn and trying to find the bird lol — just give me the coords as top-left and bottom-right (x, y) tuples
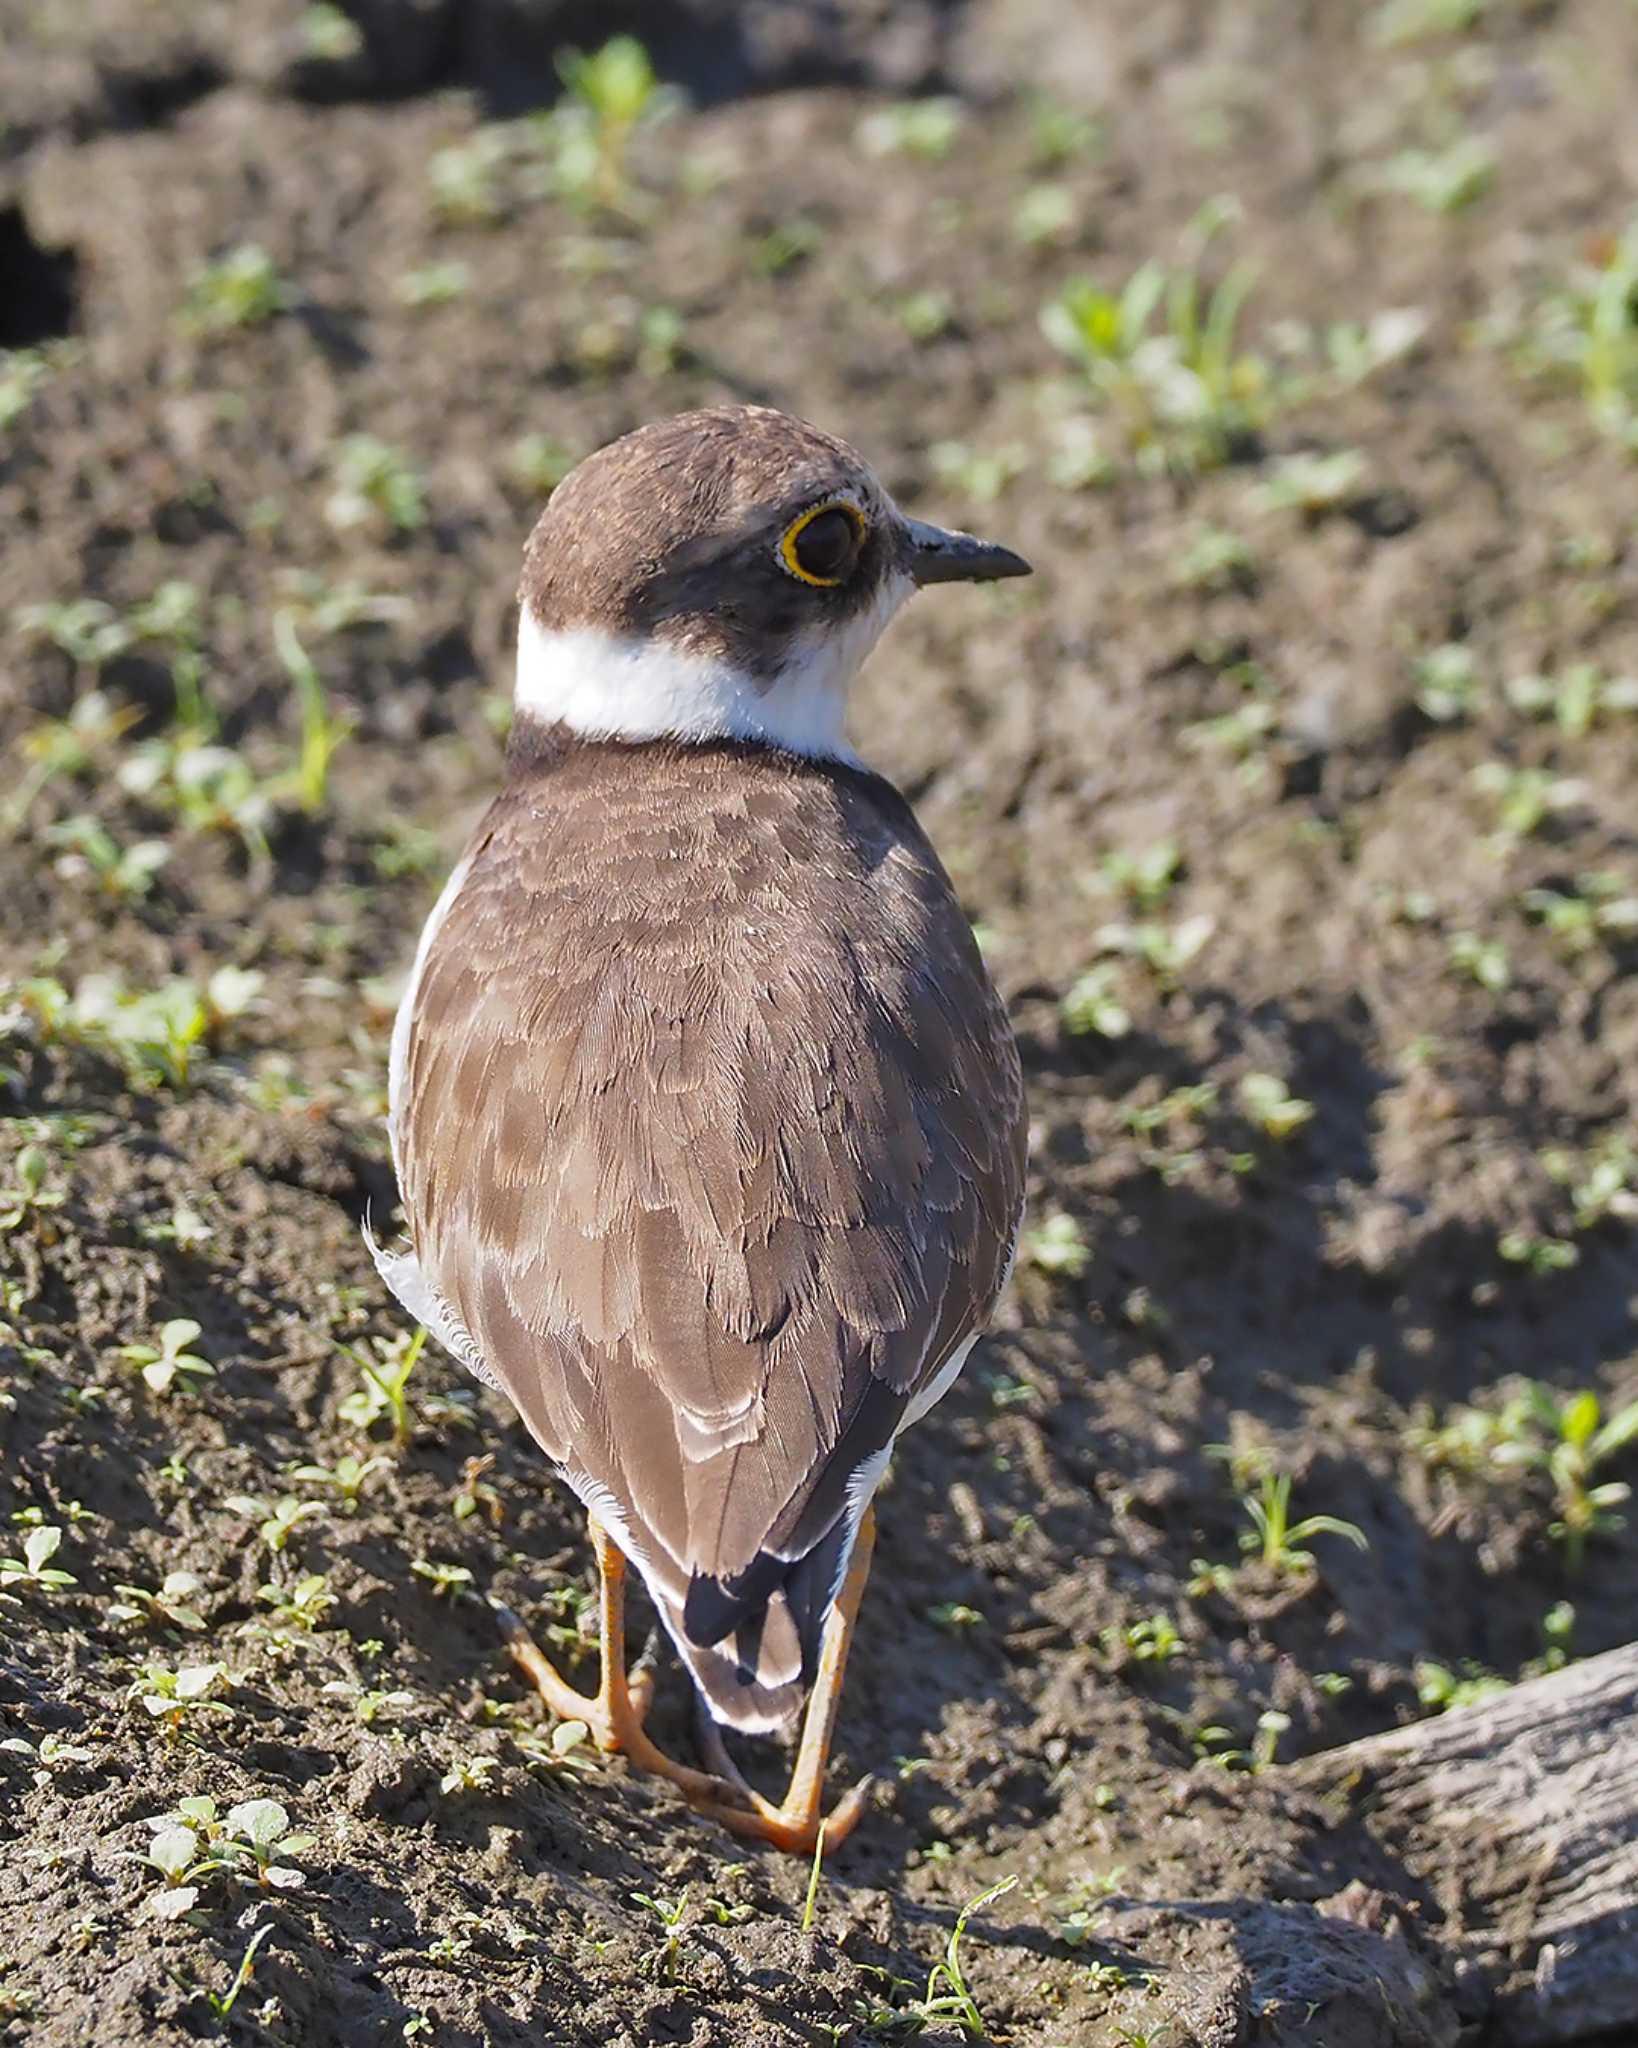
(372, 404), (1030, 1853)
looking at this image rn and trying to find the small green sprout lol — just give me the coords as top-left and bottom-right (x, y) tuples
(928, 1602), (985, 1633)
(1239, 1473), (1369, 1576)
(121, 1817), (235, 1919)
(273, 610), (354, 814)
(0, 1732), (97, 1789)
(1238, 1073), (1315, 1140)
(1522, 875), (1638, 956)
(902, 1874), (1017, 2035)
(225, 1493), (325, 1555)
(1249, 448), (1367, 515)
(117, 1317), (214, 1397)
(47, 815), (171, 899)
(516, 1719), (598, 1779)
(1060, 966), (1131, 1040)
(288, 1452), (392, 1509)
(1413, 643), (1479, 722)
(255, 1573), (337, 1633)
(551, 36), (673, 210)
(1019, 1212), (1089, 1279)
(0, 1145), (67, 1231)
(856, 97), (965, 162)
(1174, 524), (1254, 593)
(108, 1571), (207, 1632)
(1471, 761), (1583, 843)
(206, 1924), (275, 2020)
(1416, 1660), (1509, 1713)
(1381, 137), (1495, 214)
(1096, 914), (1216, 985)
(325, 435), (426, 535)
(395, 259), (471, 307)
(338, 1327), (426, 1447)
(302, 3), (365, 61)
(0, 1526), (77, 1599)
(439, 1752), (500, 1796)
(412, 1559), (475, 1598)
(1101, 1614), (1184, 1664)
(1447, 931), (1510, 991)
(219, 1799), (315, 1890)
(1506, 664), (1638, 737)
(131, 1661), (231, 1732)
(181, 246), (289, 333)
(1498, 1230), (1579, 1276)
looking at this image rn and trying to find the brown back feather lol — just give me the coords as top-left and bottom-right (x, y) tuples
(392, 728), (1025, 1726)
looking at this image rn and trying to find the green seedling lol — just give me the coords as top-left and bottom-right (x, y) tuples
(273, 610), (354, 813)
(117, 1318), (214, 1397)
(1018, 1211), (1089, 1279)
(1523, 875), (1638, 956)
(0, 1526), (76, 1600)
(1101, 1614), (1184, 1664)
(1249, 448), (1367, 515)
(46, 816), (171, 899)
(1368, 0), (1496, 44)
(396, 259), (471, 306)
(1415, 1659), (1508, 1713)
(412, 1559), (474, 1598)
(428, 129), (509, 224)
(289, 1452), (392, 1509)
(0, 1733), (97, 1789)
(1239, 1473), (1368, 1575)
(1041, 196), (1271, 474)
(508, 432), (580, 498)
(2, 687), (139, 833)
(516, 1719), (598, 1778)
(338, 1326), (427, 1447)
(1381, 137), (1495, 214)
(1498, 1230), (1578, 1275)
(1448, 931), (1510, 991)
(1413, 643), (1479, 722)
(1540, 1389), (1638, 1568)
(255, 1573), (336, 1633)
(1541, 1132), (1638, 1228)
(630, 1886), (694, 1980)
(440, 1752), (500, 1796)
(108, 1571), (207, 1632)
(1174, 524), (1254, 592)
(1100, 839), (1183, 910)
(1472, 762), (1584, 843)
(0, 1145), (67, 1231)
(878, 1873), (1017, 2036)
(321, 1681), (415, 1724)
(1238, 1073), (1315, 1140)
(550, 36), (675, 210)
(325, 435), (426, 534)
(181, 246), (289, 333)
(131, 1661), (231, 1733)
(302, 3), (364, 60)
(1095, 914), (1216, 985)
(206, 1924), (275, 2019)
(857, 98), (964, 162)
(1060, 966), (1131, 1040)
(1506, 664), (1638, 737)
(121, 1819), (236, 1919)
(219, 1799), (315, 1890)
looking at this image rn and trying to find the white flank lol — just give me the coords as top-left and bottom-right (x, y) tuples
(513, 572), (913, 761)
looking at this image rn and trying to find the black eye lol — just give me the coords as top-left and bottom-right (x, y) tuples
(787, 506), (861, 585)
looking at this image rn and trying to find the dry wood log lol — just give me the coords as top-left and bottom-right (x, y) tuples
(1299, 1642), (1638, 2046)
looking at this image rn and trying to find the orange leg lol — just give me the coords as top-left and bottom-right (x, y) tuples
(495, 1511), (877, 1855)
(692, 1508), (877, 1856)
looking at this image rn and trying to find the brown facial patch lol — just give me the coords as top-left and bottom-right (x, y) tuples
(518, 406), (903, 683)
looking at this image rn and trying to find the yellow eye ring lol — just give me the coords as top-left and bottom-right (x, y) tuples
(777, 499), (868, 587)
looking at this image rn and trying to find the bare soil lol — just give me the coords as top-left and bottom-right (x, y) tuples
(2, 3), (1636, 2045)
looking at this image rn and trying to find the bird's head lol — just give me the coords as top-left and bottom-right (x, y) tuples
(513, 405), (1030, 762)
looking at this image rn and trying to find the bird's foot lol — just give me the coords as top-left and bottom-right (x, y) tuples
(490, 1595), (654, 1747)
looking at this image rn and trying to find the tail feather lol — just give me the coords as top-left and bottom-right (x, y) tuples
(649, 1516), (856, 1734)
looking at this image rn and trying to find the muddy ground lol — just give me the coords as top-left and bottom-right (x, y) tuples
(2, 2), (1637, 2043)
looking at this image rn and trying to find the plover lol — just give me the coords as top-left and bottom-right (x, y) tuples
(374, 405), (1029, 1851)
